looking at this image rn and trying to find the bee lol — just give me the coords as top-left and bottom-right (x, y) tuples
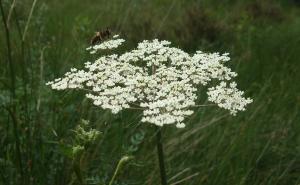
(90, 28), (111, 45)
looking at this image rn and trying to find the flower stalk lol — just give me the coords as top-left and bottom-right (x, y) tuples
(156, 127), (167, 185)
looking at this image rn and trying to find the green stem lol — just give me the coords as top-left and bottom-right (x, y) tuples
(13, 8), (30, 131)
(108, 156), (132, 185)
(0, 1), (24, 184)
(73, 153), (85, 185)
(156, 127), (167, 185)
(22, 0), (38, 42)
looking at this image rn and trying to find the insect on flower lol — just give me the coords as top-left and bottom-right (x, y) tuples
(90, 28), (111, 45)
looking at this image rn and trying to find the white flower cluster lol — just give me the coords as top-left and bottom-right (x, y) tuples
(47, 36), (252, 128)
(86, 35), (125, 54)
(207, 82), (253, 115)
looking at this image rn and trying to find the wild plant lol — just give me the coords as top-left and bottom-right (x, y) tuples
(47, 34), (252, 184)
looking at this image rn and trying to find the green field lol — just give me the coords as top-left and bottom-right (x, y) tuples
(1, 0), (300, 185)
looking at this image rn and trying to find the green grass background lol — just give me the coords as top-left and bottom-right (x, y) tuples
(1, 0), (300, 184)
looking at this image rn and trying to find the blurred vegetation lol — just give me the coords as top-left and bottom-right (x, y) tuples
(0, 0), (300, 185)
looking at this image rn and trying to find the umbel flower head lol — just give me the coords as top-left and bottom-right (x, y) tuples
(46, 35), (252, 128)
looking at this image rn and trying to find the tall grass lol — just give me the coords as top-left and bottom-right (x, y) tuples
(0, 0), (300, 185)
